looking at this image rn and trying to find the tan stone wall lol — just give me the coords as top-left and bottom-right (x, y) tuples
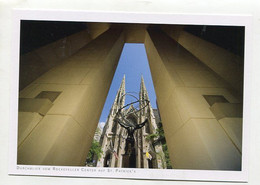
(124, 24), (148, 43)
(18, 28), (124, 166)
(86, 23), (110, 39)
(144, 28), (242, 170)
(19, 23), (111, 91)
(20, 30), (92, 90)
(18, 25), (243, 169)
(162, 26), (244, 98)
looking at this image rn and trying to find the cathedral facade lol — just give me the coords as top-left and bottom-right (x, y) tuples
(96, 76), (166, 169)
(17, 23), (243, 170)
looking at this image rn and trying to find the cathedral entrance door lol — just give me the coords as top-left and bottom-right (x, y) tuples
(104, 153), (111, 167)
(122, 140), (136, 168)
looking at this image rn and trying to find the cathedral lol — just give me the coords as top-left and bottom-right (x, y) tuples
(96, 76), (166, 169)
(17, 22), (243, 170)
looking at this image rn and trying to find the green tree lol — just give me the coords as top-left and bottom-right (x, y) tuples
(146, 122), (172, 169)
(86, 140), (103, 166)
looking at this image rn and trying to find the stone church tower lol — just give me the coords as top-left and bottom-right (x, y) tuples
(96, 76), (166, 168)
(18, 23), (243, 170)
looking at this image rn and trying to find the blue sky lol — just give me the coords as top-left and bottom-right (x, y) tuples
(98, 43), (157, 125)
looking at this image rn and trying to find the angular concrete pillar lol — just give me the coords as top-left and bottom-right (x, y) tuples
(20, 30), (91, 90)
(144, 28), (241, 170)
(162, 26), (244, 98)
(20, 23), (111, 91)
(18, 28), (124, 166)
(18, 24), (243, 170)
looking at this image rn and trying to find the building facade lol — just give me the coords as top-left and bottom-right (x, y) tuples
(18, 23), (243, 170)
(96, 76), (166, 168)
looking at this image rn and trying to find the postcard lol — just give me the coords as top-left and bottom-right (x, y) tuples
(9, 9), (251, 182)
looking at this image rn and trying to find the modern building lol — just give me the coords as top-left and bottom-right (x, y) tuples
(18, 22), (243, 170)
(96, 76), (166, 168)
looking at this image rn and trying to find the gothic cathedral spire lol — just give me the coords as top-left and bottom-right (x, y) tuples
(96, 75), (166, 169)
(139, 75), (150, 116)
(111, 75), (125, 115)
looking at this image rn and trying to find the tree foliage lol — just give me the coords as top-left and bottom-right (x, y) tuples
(86, 140), (103, 165)
(162, 143), (172, 169)
(146, 122), (172, 169)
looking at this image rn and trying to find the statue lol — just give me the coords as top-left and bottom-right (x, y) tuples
(114, 117), (148, 141)
(113, 93), (150, 157)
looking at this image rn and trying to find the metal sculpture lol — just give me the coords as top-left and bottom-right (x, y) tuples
(114, 93), (150, 160)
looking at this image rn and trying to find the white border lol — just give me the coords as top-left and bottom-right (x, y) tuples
(9, 9), (252, 182)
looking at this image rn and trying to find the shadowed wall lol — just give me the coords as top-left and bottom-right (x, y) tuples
(18, 23), (243, 169)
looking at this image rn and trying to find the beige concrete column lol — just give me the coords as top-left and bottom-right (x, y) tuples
(161, 26), (244, 98)
(18, 28), (124, 166)
(20, 23), (110, 91)
(144, 28), (241, 170)
(20, 30), (89, 91)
